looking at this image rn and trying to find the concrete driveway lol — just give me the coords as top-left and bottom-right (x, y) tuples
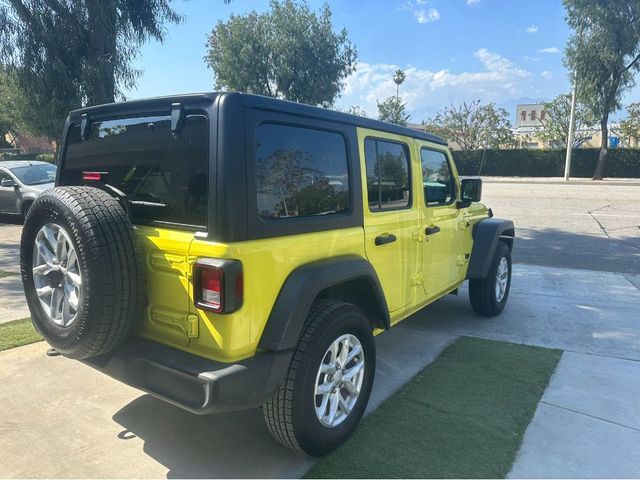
(1, 180), (639, 478)
(1, 263), (638, 478)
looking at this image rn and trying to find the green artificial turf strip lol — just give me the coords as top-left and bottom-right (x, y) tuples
(0, 269), (18, 278)
(305, 336), (562, 479)
(0, 318), (43, 351)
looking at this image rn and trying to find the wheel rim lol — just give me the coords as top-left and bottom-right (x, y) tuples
(32, 223), (82, 327)
(495, 256), (509, 303)
(314, 334), (365, 428)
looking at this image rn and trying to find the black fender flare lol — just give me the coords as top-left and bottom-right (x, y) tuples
(466, 218), (515, 279)
(258, 255), (390, 351)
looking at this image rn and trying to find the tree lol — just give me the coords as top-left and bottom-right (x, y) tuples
(423, 100), (514, 150)
(536, 93), (598, 148)
(205, 0), (357, 107)
(392, 69), (406, 99)
(377, 96), (410, 126)
(0, 0), (183, 140)
(0, 68), (28, 147)
(564, 0), (640, 179)
(620, 103), (640, 147)
(336, 105), (367, 117)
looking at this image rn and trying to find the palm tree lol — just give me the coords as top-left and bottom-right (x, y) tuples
(392, 69), (406, 99)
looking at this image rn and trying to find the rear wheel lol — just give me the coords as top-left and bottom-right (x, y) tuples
(469, 240), (512, 316)
(263, 299), (375, 456)
(20, 186), (145, 359)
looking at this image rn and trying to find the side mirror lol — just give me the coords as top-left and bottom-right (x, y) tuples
(0, 178), (16, 188)
(457, 178), (482, 208)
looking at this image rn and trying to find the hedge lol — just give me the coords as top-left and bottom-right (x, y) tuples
(452, 148), (640, 178)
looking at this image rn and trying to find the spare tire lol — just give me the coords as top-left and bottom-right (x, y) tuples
(20, 186), (145, 359)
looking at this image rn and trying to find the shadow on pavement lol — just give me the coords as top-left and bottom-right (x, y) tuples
(0, 214), (22, 225)
(513, 226), (640, 275)
(112, 395), (312, 479)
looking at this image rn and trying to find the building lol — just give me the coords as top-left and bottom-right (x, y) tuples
(513, 103), (624, 149)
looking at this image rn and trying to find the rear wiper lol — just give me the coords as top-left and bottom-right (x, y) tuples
(102, 184), (133, 217)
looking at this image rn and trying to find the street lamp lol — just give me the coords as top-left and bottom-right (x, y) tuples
(564, 70), (578, 181)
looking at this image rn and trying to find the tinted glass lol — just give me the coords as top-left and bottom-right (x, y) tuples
(0, 170), (12, 185)
(255, 124), (350, 219)
(62, 114), (208, 228)
(10, 164), (56, 185)
(421, 148), (455, 206)
(364, 139), (411, 211)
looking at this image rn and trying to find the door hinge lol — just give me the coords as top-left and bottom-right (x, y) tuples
(458, 219), (471, 231)
(410, 273), (424, 286)
(412, 229), (425, 242)
(186, 313), (200, 338)
(457, 253), (471, 266)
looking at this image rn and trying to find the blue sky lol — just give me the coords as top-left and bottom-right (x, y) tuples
(124, 0), (638, 121)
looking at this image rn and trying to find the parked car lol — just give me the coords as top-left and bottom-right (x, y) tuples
(20, 93), (514, 456)
(0, 160), (56, 219)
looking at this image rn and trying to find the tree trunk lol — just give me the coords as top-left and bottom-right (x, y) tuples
(593, 115), (609, 180)
(85, 0), (117, 106)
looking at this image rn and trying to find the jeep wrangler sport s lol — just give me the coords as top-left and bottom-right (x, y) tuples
(21, 92), (514, 456)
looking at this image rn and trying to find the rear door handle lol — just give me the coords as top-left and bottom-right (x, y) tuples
(375, 233), (397, 246)
(425, 226), (441, 235)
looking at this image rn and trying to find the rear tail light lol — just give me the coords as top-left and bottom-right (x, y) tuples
(194, 259), (243, 313)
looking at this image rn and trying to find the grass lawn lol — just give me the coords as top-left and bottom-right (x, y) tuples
(0, 318), (42, 352)
(306, 336), (562, 479)
(0, 269), (18, 278)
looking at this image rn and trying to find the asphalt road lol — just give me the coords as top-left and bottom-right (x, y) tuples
(482, 181), (640, 275)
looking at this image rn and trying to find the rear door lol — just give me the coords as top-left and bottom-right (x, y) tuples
(60, 112), (210, 348)
(359, 128), (422, 314)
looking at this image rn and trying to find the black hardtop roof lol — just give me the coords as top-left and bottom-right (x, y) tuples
(70, 91), (447, 146)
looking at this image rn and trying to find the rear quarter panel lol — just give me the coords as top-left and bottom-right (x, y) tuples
(188, 227), (366, 362)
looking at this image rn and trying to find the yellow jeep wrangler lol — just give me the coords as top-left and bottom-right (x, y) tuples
(20, 92), (514, 456)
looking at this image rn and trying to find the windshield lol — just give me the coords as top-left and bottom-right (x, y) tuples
(11, 164), (57, 185)
(60, 113), (209, 229)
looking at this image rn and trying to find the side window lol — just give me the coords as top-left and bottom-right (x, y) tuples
(421, 148), (455, 206)
(364, 138), (411, 211)
(0, 170), (11, 185)
(255, 124), (351, 219)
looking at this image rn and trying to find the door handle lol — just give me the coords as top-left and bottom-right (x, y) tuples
(425, 226), (441, 235)
(375, 233), (397, 246)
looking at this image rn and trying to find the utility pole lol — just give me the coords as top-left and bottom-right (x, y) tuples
(564, 70), (578, 181)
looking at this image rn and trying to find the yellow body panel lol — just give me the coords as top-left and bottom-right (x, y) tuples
(134, 130), (488, 363)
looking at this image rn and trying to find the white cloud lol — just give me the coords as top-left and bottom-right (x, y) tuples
(338, 49), (532, 120)
(524, 56), (541, 62)
(466, 0), (482, 6)
(541, 70), (552, 79)
(401, 1), (440, 24)
(537, 47), (560, 54)
(414, 8), (440, 23)
(524, 24), (538, 34)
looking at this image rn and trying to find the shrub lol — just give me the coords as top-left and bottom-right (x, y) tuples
(452, 148), (640, 178)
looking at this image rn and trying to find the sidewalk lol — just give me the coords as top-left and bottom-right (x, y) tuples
(481, 176), (640, 186)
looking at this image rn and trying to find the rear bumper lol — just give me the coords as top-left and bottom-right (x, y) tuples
(83, 339), (292, 415)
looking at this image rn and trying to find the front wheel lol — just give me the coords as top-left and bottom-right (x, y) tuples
(469, 240), (512, 316)
(263, 299), (376, 456)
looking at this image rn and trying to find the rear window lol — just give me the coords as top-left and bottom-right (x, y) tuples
(62, 114), (208, 229)
(255, 123), (351, 219)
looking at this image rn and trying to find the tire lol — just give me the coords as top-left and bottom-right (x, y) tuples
(20, 186), (145, 359)
(263, 299), (376, 456)
(469, 240), (512, 316)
